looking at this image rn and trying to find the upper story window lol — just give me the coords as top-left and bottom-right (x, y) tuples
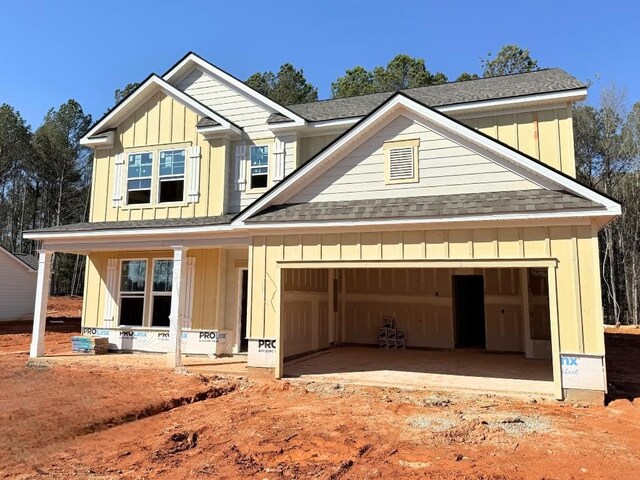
(250, 145), (269, 189)
(127, 153), (153, 204)
(125, 148), (188, 206)
(159, 149), (185, 203)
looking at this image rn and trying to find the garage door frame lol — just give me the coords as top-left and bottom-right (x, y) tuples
(275, 258), (562, 399)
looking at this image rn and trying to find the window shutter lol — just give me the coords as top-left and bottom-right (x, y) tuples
(388, 146), (415, 180)
(235, 144), (247, 192)
(103, 259), (118, 325)
(112, 153), (125, 207)
(187, 146), (201, 202)
(273, 140), (286, 183)
(182, 257), (196, 330)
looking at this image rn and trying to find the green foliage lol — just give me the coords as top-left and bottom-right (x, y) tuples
(455, 72), (480, 82)
(329, 66), (376, 98)
(114, 82), (140, 104)
(482, 44), (539, 77)
(246, 63), (318, 105)
(0, 104), (31, 183)
(332, 54), (448, 98)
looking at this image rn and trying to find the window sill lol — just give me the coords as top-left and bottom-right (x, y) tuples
(246, 187), (269, 194)
(120, 201), (190, 210)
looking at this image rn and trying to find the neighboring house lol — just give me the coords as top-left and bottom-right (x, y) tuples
(24, 52), (620, 402)
(0, 246), (37, 321)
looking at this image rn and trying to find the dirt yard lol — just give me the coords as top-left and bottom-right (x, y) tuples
(0, 300), (639, 479)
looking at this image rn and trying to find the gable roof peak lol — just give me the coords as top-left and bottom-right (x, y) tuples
(163, 51), (306, 126)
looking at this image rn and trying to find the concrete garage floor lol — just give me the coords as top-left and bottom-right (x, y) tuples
(285, 347), (554, 396)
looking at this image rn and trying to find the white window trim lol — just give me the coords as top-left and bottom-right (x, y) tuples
(121, 143), (193, 209)
(118, 258), (148, 327)
(125, 151), (154, 206)
(384, 138), (420, 184)
(248, 144), (270, 192)
(157, 148), (187, 204)
(150, 258), (173, 327)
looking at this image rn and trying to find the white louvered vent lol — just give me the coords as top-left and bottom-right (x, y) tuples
(388, 146), (415, 180)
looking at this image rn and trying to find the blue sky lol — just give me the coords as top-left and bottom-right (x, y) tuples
(1, 0), (638, 129)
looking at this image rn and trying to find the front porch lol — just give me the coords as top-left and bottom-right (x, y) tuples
(29, 234), (249, 367)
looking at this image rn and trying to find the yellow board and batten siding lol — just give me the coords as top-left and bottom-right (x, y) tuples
(89, 91), (228, 223)
(83, 249), (222, 331)
(457, 105), (577, 177)
(249, 223), (605, 363)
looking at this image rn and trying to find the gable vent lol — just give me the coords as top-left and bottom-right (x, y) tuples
(388, 146), (415, 180)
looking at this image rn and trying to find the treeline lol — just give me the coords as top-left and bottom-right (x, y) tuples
(1, 45), (638, 325)
(574, 88), (640, 325)
(0, 101), (92, 295)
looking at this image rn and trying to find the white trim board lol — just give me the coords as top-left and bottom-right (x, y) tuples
(80, 75), (241, 147)
(163, 52), (306, 127)
(234, 93), (620, 224)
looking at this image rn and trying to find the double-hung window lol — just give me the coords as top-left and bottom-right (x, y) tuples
(151, 260), (173, 327)
(127, 152), (153, 204)
(158, 149), (185, 203)
(250, 145), (269, 189)
(119, 260), (147, 326)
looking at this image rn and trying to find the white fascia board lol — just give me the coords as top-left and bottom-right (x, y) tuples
(80, 75), (236, 143)
(285, 89), (587, 134)
(163, 53), (306, 127)
(242, 208), (618, 232)
(438, 89), (587, 115)
(23, 224), (242, 242)
(234, 94), (619, 224)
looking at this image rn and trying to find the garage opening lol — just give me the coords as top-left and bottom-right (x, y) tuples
(281, 266), (554, 395)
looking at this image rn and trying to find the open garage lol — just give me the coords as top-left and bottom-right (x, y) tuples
(280, 266), (555, 395)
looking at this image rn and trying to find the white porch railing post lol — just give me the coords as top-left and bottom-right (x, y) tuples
(30, 250), (53, 358)
(167, 246), (187, 368)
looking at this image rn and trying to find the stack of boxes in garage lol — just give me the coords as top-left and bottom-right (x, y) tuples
(379, 317), (406, 349)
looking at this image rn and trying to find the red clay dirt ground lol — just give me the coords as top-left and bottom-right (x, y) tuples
(0, 298), (639, 479)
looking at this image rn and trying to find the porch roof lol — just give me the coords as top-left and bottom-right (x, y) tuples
(26, 213), (234, 234)
(245, 190), (603, 223)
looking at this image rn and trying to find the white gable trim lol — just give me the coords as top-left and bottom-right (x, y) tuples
(163, 53), (307, 127)
(234, 94), (620, 224)
(80, 75), (241, 146)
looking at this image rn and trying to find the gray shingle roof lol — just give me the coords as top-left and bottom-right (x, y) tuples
(269, 68), (585, 123)
(13, 253), (38, 270)
(246, 190), (601, 223)
(28, 214), (234, 234)
(196, 117), (221, 127)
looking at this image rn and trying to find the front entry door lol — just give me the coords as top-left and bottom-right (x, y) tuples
(453, 275), (486, 349)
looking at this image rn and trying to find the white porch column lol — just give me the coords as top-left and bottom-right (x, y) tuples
(167, 246), (187, 368)
(30, 250), (53, 358)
